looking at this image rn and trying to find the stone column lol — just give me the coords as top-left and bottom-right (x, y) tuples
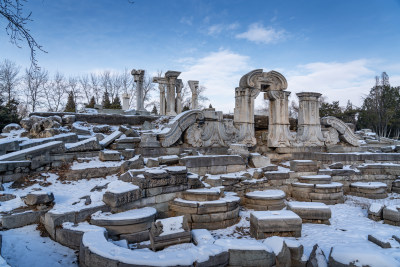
(295, 92), (325, 146)
(175, 79), (183, 114)
(234, 87), (259, 146)
(265, 90), (293, 147)
(122, 93), (130, 110)
(131, 69), (145, 112)
(159, 84), (166, 115)
(153, 77), (168, 116)
(188, 80), (199, 109)
(165, 71), (181, 116)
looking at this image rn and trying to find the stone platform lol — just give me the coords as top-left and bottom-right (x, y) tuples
(169, 190), (240, 230)
(90, 207), (156, 242)
(349, 182), (388, 199)
(291, 174), (344, 205)
(250, 210), (302, 239)
(244, 190), (286, 211)
(287, 201), (331, 224)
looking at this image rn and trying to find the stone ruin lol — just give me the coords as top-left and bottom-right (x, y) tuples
(1, 69), (400, 266)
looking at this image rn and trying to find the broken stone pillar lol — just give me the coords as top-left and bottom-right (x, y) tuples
(175, 79), (183, 114)
(131, 69), (146, 112)
(234, 87), (258, 146)
(165, 71), (181, 116)
(122, 93), (130, 110)
(188, 80), (199, 109)
(152, 77), (168, 115)
(296, 92), (325, 146)
(265, 90), (293, 147)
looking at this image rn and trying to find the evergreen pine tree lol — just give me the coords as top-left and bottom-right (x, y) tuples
(182, 105), (190, 112)
(86, 96), (96, 108)
(151, 105), (158, 114)
(64, 91), (76, 112)
(111, 96), (122, 109)
(0, 98), (20, 131)
(102, 91), (111, 109)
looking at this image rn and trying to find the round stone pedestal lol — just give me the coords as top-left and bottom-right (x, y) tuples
(169, 189), (240, 230)
(349, 182), (388, 199)
(244, 190), (286, 211)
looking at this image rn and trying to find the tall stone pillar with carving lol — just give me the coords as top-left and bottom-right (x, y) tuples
(165, 71), (181, 116)
(234, 87), (258, 146)
(131, 69), (145, 112)
(188, 80), (199, 109)
(295, 92), (325, 146)
(265, 90), (293, 147)
(175, 79), (183, 114)
(152, 77), (168, 116)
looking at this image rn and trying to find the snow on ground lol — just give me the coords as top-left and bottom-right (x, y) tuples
(211, 193), (400, 264)
(1, 225), (78, 267)
(1, 172), (118, 216)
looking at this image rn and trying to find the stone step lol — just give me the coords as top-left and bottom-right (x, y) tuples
(298, 175), (332, 184)
(182, 188), (223, 201)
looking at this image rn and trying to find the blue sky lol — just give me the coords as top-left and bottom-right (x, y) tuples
(2, 0), (400, 112)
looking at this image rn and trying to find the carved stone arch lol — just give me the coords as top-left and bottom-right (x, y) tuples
(234, 69), (289, 146)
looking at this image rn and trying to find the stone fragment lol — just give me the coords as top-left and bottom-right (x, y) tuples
(158, 155), (180, 165)
(2, 123), (22, 133)
(146, 158), (160, 167)
(307, 244), (327, 267)
(62, 115), (76, 125)
(249, 153), (271, 168)
(368, 203), (384, 221)
(329, 162), (343, 169)
(368, 234), (391, 248)
(102, 181), (141, 208)
(24, 191), (54, 206)
(99, 150), (121, 161)
(121, 149), (135, 159)
(264, 236), (291, 267)
(290, 160), (318, 172)
(65, 137), (101, 152)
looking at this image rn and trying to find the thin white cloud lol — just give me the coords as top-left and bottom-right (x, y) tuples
(180, 16), (193, 26)
(236, 23), (286, 44)
(286, 59), (376, 107)
(207, 23), (240, 36)
(179, 49), (252, 112)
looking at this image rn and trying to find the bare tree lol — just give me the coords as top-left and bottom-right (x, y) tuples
(43, 71), (67, 111)
(110, 73), (123, 102)
(99, 70), (111, 96)
(142, 74), (156, 108)
(120, 68), (135, 108)
(0, 0), (45, 68)
(23, 67), (47, 112)
(90, 73), (100, 104)
(68, 77), (79, 112)
(79, 74), (91, 104)
(0, 59), (20, 102)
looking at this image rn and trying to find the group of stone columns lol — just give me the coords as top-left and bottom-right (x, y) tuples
(233, 69), (325, 148)
(153, 71), (200, 116)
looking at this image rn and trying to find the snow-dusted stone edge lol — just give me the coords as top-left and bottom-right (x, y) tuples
(79, 228), (230, 267)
